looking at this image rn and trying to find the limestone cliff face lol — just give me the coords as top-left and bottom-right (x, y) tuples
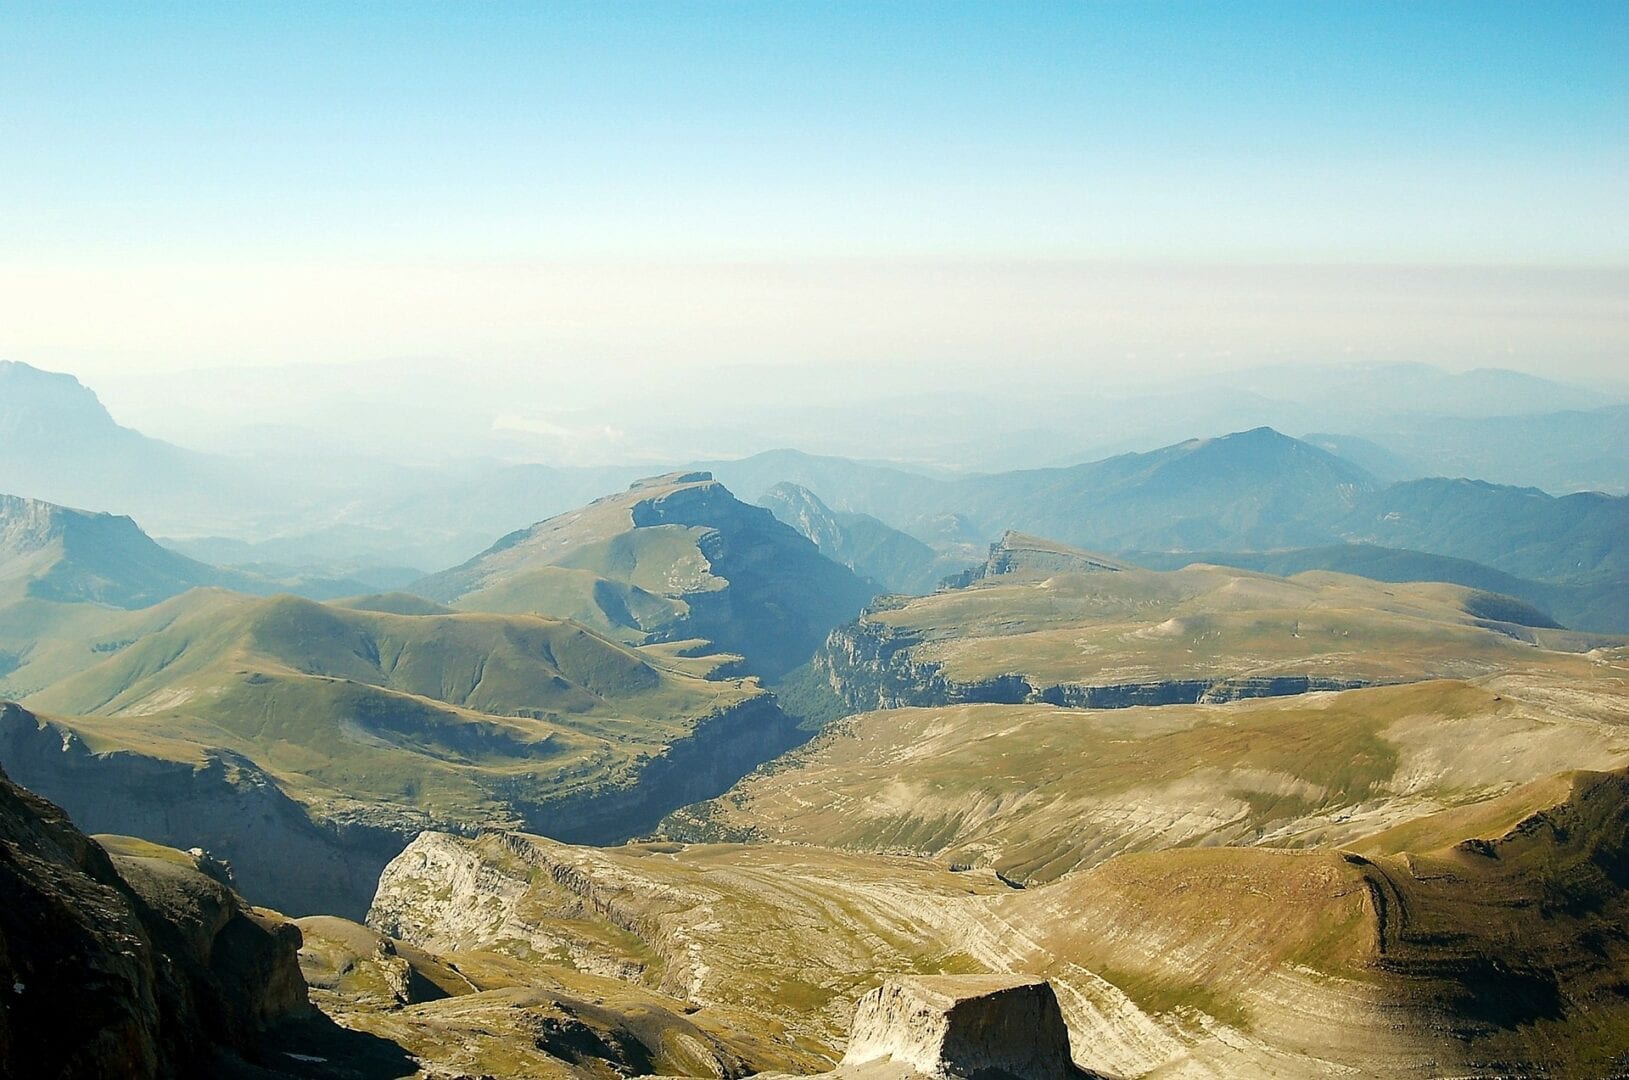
(0, 763), (308, 1078)
(816, 620), (1375, 712)
(0, 703), (406, 918)
(841, 976), (1080, 1079)
(368, 831), (666, 983)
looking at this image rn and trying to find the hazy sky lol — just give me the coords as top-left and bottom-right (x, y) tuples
(2, 2), (1625, 405)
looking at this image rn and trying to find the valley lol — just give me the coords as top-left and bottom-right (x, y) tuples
(2, 364), (1627, 1077)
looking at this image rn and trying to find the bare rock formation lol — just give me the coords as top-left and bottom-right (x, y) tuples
(841, 975), (1079, 1079)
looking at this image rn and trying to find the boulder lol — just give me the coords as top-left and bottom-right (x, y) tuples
(841, 975), (1078, 1079)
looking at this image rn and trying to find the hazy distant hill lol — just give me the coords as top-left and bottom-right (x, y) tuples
(0, 494), (235, 608)
(711, 433), (1627, 611)
(714, 428), (1379, 553)
(0, 361), (256, 533)
(757, 482), (967, 593)
(1341, 478), (1629, 583)
(1340, 403), (1629, 495)
(1130, 543), (1629, 635)
(417, 472), (877, 678)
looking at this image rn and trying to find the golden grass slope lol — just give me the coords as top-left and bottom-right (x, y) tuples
(368, 759), (1629, 1079)
(668, 656), (1629, 885)
(840, 560), (1615, 698)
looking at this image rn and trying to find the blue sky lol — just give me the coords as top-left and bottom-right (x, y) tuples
(0, 2), (1623, 402)
(5, 1), (1624, 263)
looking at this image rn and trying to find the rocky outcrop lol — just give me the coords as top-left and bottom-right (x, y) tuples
(941, 532), (1127, 589)
(817, 621), (1381, 712)
(841, 976), (1080, 1079)
(0, 762), (308, 1078)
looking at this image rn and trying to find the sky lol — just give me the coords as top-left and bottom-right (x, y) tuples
(0, 1), (1624, 442)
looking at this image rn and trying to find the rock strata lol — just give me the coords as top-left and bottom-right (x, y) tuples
(841, 975), (1078, 1079)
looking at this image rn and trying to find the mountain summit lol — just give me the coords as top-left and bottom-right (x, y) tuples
(417, 472), (877, 677)
(0, 494), (228, 608)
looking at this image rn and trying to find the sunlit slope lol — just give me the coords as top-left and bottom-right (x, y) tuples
(18, 591), (758, 808)
(989, 765), (1629, 1079)
(0, 589), (796, 915)
(371, 761), (1629, 1078)
(820, 532), (1616, 710)
(668, 662), (1629, 882)
(293, 914), (814, 1078)
(416, 472), (876, 677)
(369, 833), (1012, 1058)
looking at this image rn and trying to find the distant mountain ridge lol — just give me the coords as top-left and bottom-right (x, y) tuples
(757, 481), (965, 594)
(0, 494), (233, 608)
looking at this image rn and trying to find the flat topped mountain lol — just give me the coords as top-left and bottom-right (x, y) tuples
(945, 531), (1128, 588)
(0, 493), (229, 608)
(819, 545), (1608, 714)
(417, 471), (876, 677)
(840, 975), (1079, 1079)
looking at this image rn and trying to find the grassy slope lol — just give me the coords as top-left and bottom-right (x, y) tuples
(858, 561), (1615, 689)
(996, 765), (1629, 1078)
(668, 661), (1629, 884)
(11, 590), (756, 821)
(375, 755), (1629, 1078)
(418, 473), (875, 678)
(1130, 542), (1629, 635)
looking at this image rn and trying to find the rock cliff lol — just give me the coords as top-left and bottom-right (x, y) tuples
(0, 762), (308, 1078)
(816, 617), (1377, 712)
(841, 975), (1080, 1079)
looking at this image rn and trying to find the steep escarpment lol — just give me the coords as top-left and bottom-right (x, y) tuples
(817, 616), (1381, 711)
(0, 702), (405, 918)
(0, 762), (308, 1078)
(0, 689), (802, 918)
(814, 556), (1610, 714)
(526, 694), (805, 845)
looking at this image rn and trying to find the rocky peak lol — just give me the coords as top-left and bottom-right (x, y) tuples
(840, 975), (1079, 1079)
(0, 361), (122, 442)
(945, 531), (1127, 588)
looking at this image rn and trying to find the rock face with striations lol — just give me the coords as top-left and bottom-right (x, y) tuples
(840, 975), (1079, 1079)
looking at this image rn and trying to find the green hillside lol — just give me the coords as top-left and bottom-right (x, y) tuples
(417, 472), (877, 678)
(666, 665), (1629, 883)
(0, 590), (797, 915)
(815, 531), (1618, 713)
